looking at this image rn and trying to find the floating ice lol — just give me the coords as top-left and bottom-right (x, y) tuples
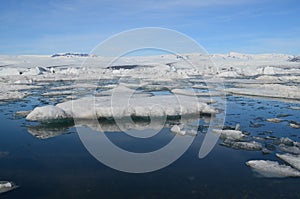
(278, 144), (300, 155)
(290, 123), (300, 129)
(276, 153), (300, 170)
(26, 105), (72, 121)
(213, 129), (246, 141)
(246, 160), (300, 178)
(170, 125), (186, 136)
(226, 84), (300, 100)
(267, 118), (282, 123)
(279, 137), (295, 146)
(222, 139), (262, 151)
(0, 181), (17, 194)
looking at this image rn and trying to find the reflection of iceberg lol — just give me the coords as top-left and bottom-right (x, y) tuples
(75, 116), (202, 133)
(27, 120), (74, 139)
(27, 115), (206, 139)
(0, 181), (18, 194)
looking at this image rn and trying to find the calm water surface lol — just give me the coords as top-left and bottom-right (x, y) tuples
(0, 94), (300, 198)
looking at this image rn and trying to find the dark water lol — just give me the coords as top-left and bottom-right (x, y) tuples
(1, 95), (300, 198)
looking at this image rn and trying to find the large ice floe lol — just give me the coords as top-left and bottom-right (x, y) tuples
(26, 85), (217, 121)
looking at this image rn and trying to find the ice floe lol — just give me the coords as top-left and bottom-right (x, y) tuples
(278, 144), (300, 155)
(26, 85), (216, 122)
(170, 125), (186, 136)
(221, 139), (262, 151)
(246, 160), (300, 178)
(226, 84), (300, 100)
(212, 129), (247, 141)
(276, 153), (300, 170)
(0, 181), (17, 194)
(26, 105), (72, 121)
(266, 118), (282, 123)
(290, 123), (300, 129)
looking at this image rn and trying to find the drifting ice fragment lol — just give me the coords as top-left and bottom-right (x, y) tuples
(170, 125), (186, 136)
(222, 139), (262, 151)
(212, 129), (246, 141)
(246, 160), (300, 178)
(26, 105), (72, 121)
(278, 144), (300, 155)
(276, 153), (300, 170)
(290, 123), (300, 129)
(0, 181), (17, 194)
(267, 118), (282, 123)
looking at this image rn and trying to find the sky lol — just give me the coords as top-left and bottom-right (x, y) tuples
(1, 0), (300, 55)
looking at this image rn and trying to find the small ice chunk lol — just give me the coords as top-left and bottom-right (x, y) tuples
(170, 125), (186, 136)
(26, 105), (72, 121)
(280, 137), (294, 146)
(278, 144), (300, 155)
(0, 181), (17, 194)
(276, 153), (300, 170)
(213, 129), (246, 141)
(290, 123), (300, 129)
(289, 106), (300, 110)
(222, 139), (262, 151)
(267, 118), (282, 123)
(246, 160), (300, 178)
(262, 148), (272, 154)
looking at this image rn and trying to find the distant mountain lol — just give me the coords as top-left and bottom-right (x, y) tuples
(51, 53), (89, 57)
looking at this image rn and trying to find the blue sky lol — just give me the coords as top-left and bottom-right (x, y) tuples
(1, 0), (300, 55)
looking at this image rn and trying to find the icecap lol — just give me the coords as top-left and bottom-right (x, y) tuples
(246, 160), (300, 178)
(276, 153), (300, 170)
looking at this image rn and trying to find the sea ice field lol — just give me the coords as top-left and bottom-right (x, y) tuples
(0, 52), (300, 198)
